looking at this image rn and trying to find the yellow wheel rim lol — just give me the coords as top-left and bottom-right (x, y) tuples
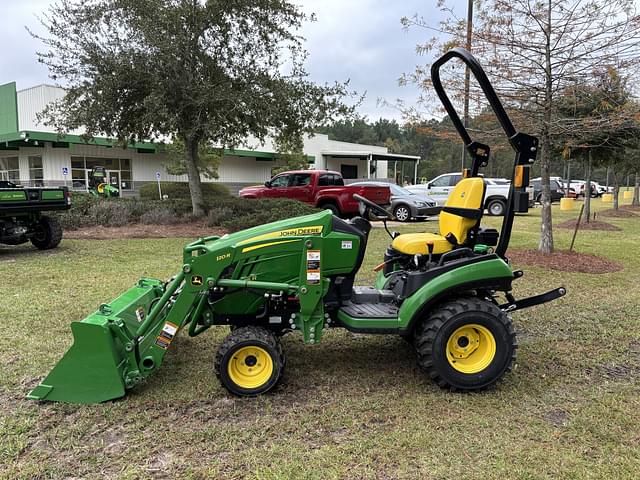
(227, 346), (274, 389)
(446, 324), (496, 374)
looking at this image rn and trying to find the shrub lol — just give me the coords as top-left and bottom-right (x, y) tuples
(140, 207), (180, 225)
(207, 197), (319, 232)
(56, 187), (318, 232)
(139, 181), (231, 200)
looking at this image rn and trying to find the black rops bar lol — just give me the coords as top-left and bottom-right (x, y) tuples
(430, 47), (538, 259)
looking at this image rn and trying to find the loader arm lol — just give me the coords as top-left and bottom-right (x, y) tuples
(28, 211), (343, 403)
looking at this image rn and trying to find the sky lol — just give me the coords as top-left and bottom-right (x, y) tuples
(0, 0), (457, 122)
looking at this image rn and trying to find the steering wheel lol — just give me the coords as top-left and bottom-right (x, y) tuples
(353, 194), (392, 220)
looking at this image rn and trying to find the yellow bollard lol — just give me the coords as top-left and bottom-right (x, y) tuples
(560, 197), (575, 211)
(623, 190), (633, 200)
(601, 193), (614, 203)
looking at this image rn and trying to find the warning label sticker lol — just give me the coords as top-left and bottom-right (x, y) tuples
(135, 307), (145, 323)
(307, 271), (321, 283)
(341, 240), (353, 249)
(306, 250), (321, 284)
(155, 321), (179, 349)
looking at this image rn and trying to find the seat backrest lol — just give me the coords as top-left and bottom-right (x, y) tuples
(439, 177), (486, 244)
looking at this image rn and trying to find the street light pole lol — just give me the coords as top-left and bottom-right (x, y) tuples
(460, 0), (473, 171)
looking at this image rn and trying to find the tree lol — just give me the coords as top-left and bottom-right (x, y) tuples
(34, 0), (354, 215)
(555, 69), (640, 219)
(164, 137), (221, 179)
(402, 0), (640, 252)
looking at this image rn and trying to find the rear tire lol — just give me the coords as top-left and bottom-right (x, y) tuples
(394, 204), (411, 222)
(487, 198), (506, 216)
(30, 216), (63, 250)
(215, 326), (284, 396)
(414, 297), (516, 391)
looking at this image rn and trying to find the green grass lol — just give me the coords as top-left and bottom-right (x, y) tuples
(1, 199), (639, 479)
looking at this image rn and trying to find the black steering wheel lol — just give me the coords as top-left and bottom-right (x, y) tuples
(353, 194), (392, 220)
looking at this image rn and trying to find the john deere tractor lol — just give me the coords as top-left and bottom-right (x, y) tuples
(88, 166), (119, 197)
(29, 49), (565, 404)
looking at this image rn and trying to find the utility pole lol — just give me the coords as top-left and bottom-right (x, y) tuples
(461, 0), (473, 171)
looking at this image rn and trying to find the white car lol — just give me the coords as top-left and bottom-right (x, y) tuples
(563, 180), (609, 198)
(406, 173), (534, 216)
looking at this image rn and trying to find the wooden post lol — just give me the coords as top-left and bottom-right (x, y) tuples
(569, 204), (585, 252)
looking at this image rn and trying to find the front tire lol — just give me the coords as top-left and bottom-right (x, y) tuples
(321, 203), (340, 217)
(394, 204), (411, 222)
(215, 326), (284, 396)
(414, 297), (516, 391)
(30, 216), (63, 250)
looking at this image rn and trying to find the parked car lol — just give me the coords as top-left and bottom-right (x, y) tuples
(406, 173), (534, 216)
(531, 177), (573, 203)
(563, 179), (606, 198)
(350, 181), (437, 222)
(238, 170), (391, 218)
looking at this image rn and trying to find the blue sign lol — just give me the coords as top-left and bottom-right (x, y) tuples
(155, 171), (161, 180)
(62, 167), (69, 176)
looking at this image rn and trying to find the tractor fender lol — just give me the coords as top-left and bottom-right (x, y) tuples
(397, 257), (513, 335)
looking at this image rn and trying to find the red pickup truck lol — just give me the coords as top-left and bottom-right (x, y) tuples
(239, 170), (390, 217)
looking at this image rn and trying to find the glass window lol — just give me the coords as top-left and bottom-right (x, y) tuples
(28, 156), (44, 186)
(0, 157), (20, 182)
(390, 184), (413, 196)
(332, 174), (344, 186)
(72, 168), (86, 190)
(270, 174), (289, 187)
(71, 156), (85, 169)
(449, 175), (462, 186)
(121, 158), (131, 170)
(290, 173), (311, 187)
(430, 175), (450, 187)
(318, 174), (330, 186)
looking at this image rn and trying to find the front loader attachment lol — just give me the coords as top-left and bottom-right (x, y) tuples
(28, 277), (168, 404)
(27, 321), (128, 403)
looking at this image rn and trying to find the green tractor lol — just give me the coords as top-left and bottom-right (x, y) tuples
(88, 166), (120, 198)
(29, 49), (565, 404)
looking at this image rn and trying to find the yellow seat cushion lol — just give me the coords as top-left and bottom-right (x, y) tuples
(391, 232), (454, 255)
(390, 178), (486, 256)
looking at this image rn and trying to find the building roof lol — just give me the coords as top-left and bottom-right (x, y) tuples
(321, 150), (420, 162)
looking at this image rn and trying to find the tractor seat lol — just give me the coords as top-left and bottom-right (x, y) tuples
(391, 177), (486, 255)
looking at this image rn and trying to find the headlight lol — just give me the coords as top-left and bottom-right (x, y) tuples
(415, 201), (427, 207)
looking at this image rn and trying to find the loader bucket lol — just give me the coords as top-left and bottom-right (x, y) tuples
(27, 321), (127, 404)
(28, 278), (166, 404)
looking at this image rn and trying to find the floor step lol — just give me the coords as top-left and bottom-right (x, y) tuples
(339, 301), (399, 319)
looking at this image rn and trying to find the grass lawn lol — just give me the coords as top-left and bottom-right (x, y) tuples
(1, 199), (639, 479)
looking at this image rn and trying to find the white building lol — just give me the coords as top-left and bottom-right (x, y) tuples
(0, 82), (419, 193)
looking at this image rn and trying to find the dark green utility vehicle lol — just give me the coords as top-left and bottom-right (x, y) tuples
(0, 181), (71, 250)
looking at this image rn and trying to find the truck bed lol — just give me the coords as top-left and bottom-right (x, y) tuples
(0, 187), (71, 215)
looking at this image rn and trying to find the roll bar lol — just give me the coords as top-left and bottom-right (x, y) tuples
(430, 47), (539, 258)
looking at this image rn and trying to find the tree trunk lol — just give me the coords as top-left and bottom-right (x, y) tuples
(584, 152), (592, 222)
(612, 169), (619, 211)
(184, 137), (206, 217)
(633, 172), (640, 207)
(538, 1), (554, 254)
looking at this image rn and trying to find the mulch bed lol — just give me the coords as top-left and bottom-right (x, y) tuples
(64, 223), (225, 240)
(599, 209), (637, 218)
(621, 204), (640, 211)
(509, 249), (623, 274)
(556, 219), (621, 231)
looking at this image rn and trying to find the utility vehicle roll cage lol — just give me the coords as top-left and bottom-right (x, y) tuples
(431, 47), (538, 259)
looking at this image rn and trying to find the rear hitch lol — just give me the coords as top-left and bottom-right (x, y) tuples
(500, 287), (566, 312)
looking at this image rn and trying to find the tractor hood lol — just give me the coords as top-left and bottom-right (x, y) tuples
(184, 210), (334, 260)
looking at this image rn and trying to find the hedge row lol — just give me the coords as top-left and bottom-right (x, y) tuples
(57, 185), (319, 232)
(138, 181), (231, 200)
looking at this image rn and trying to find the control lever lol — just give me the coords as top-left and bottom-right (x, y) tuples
(427, 242), (434, 265)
